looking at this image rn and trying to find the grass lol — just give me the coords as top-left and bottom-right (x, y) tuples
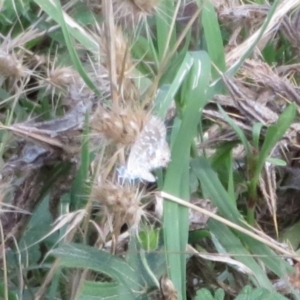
(1, 0), (300, 299)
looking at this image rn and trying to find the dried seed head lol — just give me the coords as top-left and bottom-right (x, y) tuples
(91, 107), (147, 145)
(113, 0), (159, 24)
(98, 25), (139, 103)
(0, 50), (27, 78)
(100, 26), (133, 77)
(92, 181), (143, 230)
(45, 66), (80, 90)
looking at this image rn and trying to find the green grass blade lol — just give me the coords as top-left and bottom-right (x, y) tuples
(70, 115), (91, 209)
(218, 104), (251, 156)
(156, 0), (177, 62)
(51, 243), (142, 295)
(163, 51), (211, 299)
(153, 52), (194, 118)
(226, 0), (280, 76)
(201, 0), (226, 79)
(209, 220), (272, 289)
(78, 281), (130, 300)
(192, 157), (292, 281)
(208, 0), (280, 96)
(252, 103), (296, 188)
(33, 0), (98, 53)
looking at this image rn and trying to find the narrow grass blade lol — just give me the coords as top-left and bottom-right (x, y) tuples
(70, 115), (91, 209)
(208, 0), (280, 96)
(153, 52), (194, 118)
(252, 103), (296, 188)
(156, 0), (177, 62)
(209, 220), (272, 289)
(201, 0), (226, 79)
(163, 51), (211, 299)
(33, 0), (98, 53)
(218, 104), (251, 156)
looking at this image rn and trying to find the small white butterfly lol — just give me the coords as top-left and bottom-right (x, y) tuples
(118, 116), (170, 182)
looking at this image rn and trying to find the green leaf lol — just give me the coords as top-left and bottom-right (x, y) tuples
(163, 51), (211, 299)
(201, 0), (226, 79)
(235, 286), (288, 300)
(154, 53), (194, 119)
(192, 157), (292, 287)
(195, 288), (215, 300)
(218, 104), (250, 156)
(253, 103), (296, 186)
(77, 281), (130, 300)
(266, 157), (287, 166)
(0, 281), (18, 300)
(139, 228), (160, 251)
(33, 0), (98, 53)
(252, 122), (264, 149)
(155, 0), (177, 62)
(51, 243), (142, 297)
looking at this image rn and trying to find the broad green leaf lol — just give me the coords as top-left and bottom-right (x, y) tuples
(77, 281), (130, 300)
(195, 288), (215, 300)
(51, 243), (142, 297)
(0, 281), (18, 300)
(235, 286), (288, 300)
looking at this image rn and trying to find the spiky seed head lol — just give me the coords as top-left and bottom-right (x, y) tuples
(91, 107), (147, 145)
(113, 0), (159, 25)
(98, 25), (139, 103)
(0, 50), (27, 78)
(45, 66), (80, 90)
(92, 181), (143, 230)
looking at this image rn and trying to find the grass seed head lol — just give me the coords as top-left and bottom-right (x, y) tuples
(91, 107), (147, 145)
(113, 0), (159, 25)
(92, 181), (143, 230)
(100, 26), (133, 77)
(46, 66), (81, 90)
(99, 25), (139, 103)
(0, 50), (28, 78)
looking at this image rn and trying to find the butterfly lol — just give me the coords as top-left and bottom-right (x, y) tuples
(118, 116), (170, 182)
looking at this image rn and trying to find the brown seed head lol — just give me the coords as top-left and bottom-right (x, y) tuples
(91, 107), (148, 145)
(98, 25), (139, 103)
(92, 181), (143, 229)
(113, 0), (159, 24)
(0, 50), (27, 78)
(46, 66), (80, 89)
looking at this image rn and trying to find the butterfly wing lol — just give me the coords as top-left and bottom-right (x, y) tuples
(125, 116), (170, 182)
